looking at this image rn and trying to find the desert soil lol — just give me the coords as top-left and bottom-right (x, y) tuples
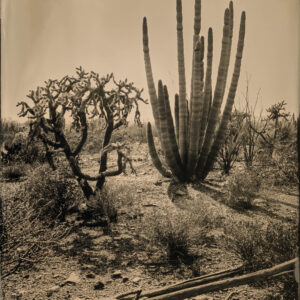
(1, 142), (298, 300)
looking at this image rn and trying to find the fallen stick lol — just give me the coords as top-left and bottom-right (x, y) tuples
(170, 265), (244, 287)
(141, 266), (244, 299)
(152, 258), (297, 299)
(117, 265), (244, 299)
(117, 290), (142, 300)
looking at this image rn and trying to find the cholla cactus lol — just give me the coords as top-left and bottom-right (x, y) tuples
(143, 0), (246, 181)
(17, 68), (146, 198)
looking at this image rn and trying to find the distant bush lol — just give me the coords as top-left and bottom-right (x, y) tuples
(125, 125), (147, 143)
(217, 110), (246, 174)
(226, 169), (261, 209)
(256, 141), (298, 188)
(1, 129), (46, 164)
(224, 219), (297, 270)
(0, 120), (22, 145)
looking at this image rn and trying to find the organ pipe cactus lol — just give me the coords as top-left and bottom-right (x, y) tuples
(143, 0), (246, 181)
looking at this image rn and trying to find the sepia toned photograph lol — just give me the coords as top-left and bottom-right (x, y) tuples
(0, 0), (299, 299)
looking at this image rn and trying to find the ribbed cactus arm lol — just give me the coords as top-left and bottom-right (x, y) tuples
(198, 28), (213, 153)
(146, 122), (172, 178)
(174, 94), (179, 144)
(143, 17), (161, 138)
(201, 11), (246, 180)
(187, 38), (205, 177)
(163, 86), (183, 170)
(176, 0), (188, 166)
(157, 80), (185, 181)
(197, 8), (232, 176)
(190, 0), (201, 108)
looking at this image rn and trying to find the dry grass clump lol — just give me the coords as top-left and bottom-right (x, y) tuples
(143, 202), (213, 266)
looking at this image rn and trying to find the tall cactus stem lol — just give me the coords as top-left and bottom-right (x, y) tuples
(157, 80), (185, 180)
(163, 85), (183, 170)
(142, 17), (161, 141)
(198, 27), (213, 153)
(174, 94), (179, 144)
(146, 122), (172, 178)
(190, 0), (201, 111)
(187, 37), (205, 177)
(176, 0), (188, 166)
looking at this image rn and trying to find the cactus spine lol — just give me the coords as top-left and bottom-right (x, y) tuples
(144, 0), (246, 182)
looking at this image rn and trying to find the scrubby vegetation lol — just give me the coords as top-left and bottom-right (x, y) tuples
(1, 104), (298, 299)
(226, 168), (261, 209)
(144, 206), (210, 265)
(1, 0), (298, 298)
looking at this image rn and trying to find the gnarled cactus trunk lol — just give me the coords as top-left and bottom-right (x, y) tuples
(144, 0), (246, 182)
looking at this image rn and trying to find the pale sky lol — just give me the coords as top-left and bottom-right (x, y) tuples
(1, 0), (299, 122)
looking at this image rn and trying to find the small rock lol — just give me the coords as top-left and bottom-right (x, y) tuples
(111, 270), (122, 279)
(253, 198), (267, 207)
(64, 272), (81, 285)
(122, 277), (129, 283)
(10, 291), (23, 300)
(78, 202), (87, 212)
(94, 281), (105, 290)
(46, 285), (60, 297)
(131, 277), (141, 284)
(86, 273), (95, 279)
(154, 180), (162, 186)
(175, 190), (186, 196)
(143, 203), (158, 207)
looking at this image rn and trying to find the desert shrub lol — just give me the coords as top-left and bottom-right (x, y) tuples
(224, 219), (297, 270)
(20, 164), (84, 223)
(0, 120), (21, 146)
(1, 181), (70, 278)
(82, 183), (139, 232)
(1, 130), (46, 164)
(217, 110), (246, 174)
(88, 186), (118, 224)
(144, 205), (211, 265)
(18, 140), (46, 164)
(1, 163), (27, 181)
(125, 125), (147, 143)
(255, 141), (298, 189)
(274, 143), (298, 185)
(226, 169), (261, 209)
